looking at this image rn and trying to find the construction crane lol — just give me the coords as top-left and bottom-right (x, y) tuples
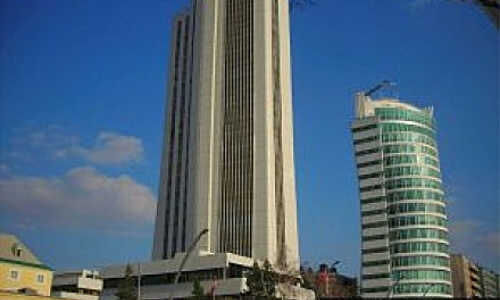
(364, 80), (397, 97)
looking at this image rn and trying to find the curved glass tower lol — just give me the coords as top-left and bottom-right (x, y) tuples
(352, 93), (452, 298)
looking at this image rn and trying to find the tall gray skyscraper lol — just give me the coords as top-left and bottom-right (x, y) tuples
(153, 0), (300, 270)
(351, 93), (452, 298)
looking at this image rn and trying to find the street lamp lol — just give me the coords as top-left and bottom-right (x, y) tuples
(169, 228), (209, 300)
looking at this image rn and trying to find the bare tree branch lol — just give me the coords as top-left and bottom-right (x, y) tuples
(455, 0), (499, 29)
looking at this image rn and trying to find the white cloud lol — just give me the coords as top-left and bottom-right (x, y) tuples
(10, 126), (144, 165)
(0, 167), (156, 229)
(58, 132), (144, 165)
(13, 126), (79, 149)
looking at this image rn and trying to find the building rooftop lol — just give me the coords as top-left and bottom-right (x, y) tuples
(354, 93), (433, 119)
(0, 233), (51, 270)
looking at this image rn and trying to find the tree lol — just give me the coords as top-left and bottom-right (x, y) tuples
(115, 264), (137, 300)
(262, 260), (279, 297)
(192, 278), (204, 298)
(455, 0), (499, 29)
(246, 260), (279, 298)
(246, 262), (265, 296)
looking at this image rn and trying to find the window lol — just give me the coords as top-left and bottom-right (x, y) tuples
(382, 132), (437, 148)
(385, 177), (442, 191)
(393, 283), (451, 295)
(390, 241), (449, 254)
(384, 166), (441, 179)
(352, 124), (377, 133)
(10, 270), (19, 280)
(355, 148), (380, 156)
(375, 107), (437, 129)
(362, 234), (387, 241)
(362, 273), (390, 280)
(392, 269), (451, 281)
(379, 122), (436, 138)
(386, 190), (444, 203)
(362, 260), (390, 267)
(353, 135), (379, 145)
(359, 173), (382, 180)
(361, 196), (385, 204)
(362, 221), (388, 229)
(388, 202), (446, 215)
(362, 286), (389, 293)
(389, 228), (448, 241)
(362, 247), (388, 254)
(360, 184), (383, 193)
(15, 248), (22, 257)
(388, 214), (447, 229)
(357, 160), (382, 168)
(391, 255), (450, 268)
(37, 274), (44, 283)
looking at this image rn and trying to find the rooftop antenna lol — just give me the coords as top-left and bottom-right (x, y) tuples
(364, 80), (398, 98)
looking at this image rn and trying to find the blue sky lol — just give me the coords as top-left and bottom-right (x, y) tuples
(0, 0), (498, 276)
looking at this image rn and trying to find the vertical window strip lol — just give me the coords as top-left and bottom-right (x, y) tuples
(272, 0), (286, 267)
(163, 20), (183, 259)
(171, 15), (191, 257)
(220, 0), (254, 257)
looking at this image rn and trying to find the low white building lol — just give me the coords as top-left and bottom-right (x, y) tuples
(51, 269), (102, 300)
(99, 252), (251, 300)
(98, 252), (314, 300)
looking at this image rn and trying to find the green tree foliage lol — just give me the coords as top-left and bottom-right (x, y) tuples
(246, 262), (264, 296)
(192, 278), (205, 298)
(246, 260), (278, 297)
(115, 264), (137, 300)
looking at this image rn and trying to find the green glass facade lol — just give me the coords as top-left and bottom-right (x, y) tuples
(376, 107), (451, 296)
(353, 98), (452, 297)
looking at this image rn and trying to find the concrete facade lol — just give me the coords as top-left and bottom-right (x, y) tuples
(51, 270), (102, 300)
(153, 0), (300, 271)
(351, 94), (452, 298)
(99, 253), (253, 300)
(0, 291), (71, 300)
(480, 267), (500, 298)
(450, 253), (500, 298)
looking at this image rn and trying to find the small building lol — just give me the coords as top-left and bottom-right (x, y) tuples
(479, 267), (500, 298)
(98, 252), (313, 300)
(99, 252), (252, 300)
(51, 270), (103, 300)
(0, 234), (53, 297)
(450, 253), (500, 298)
